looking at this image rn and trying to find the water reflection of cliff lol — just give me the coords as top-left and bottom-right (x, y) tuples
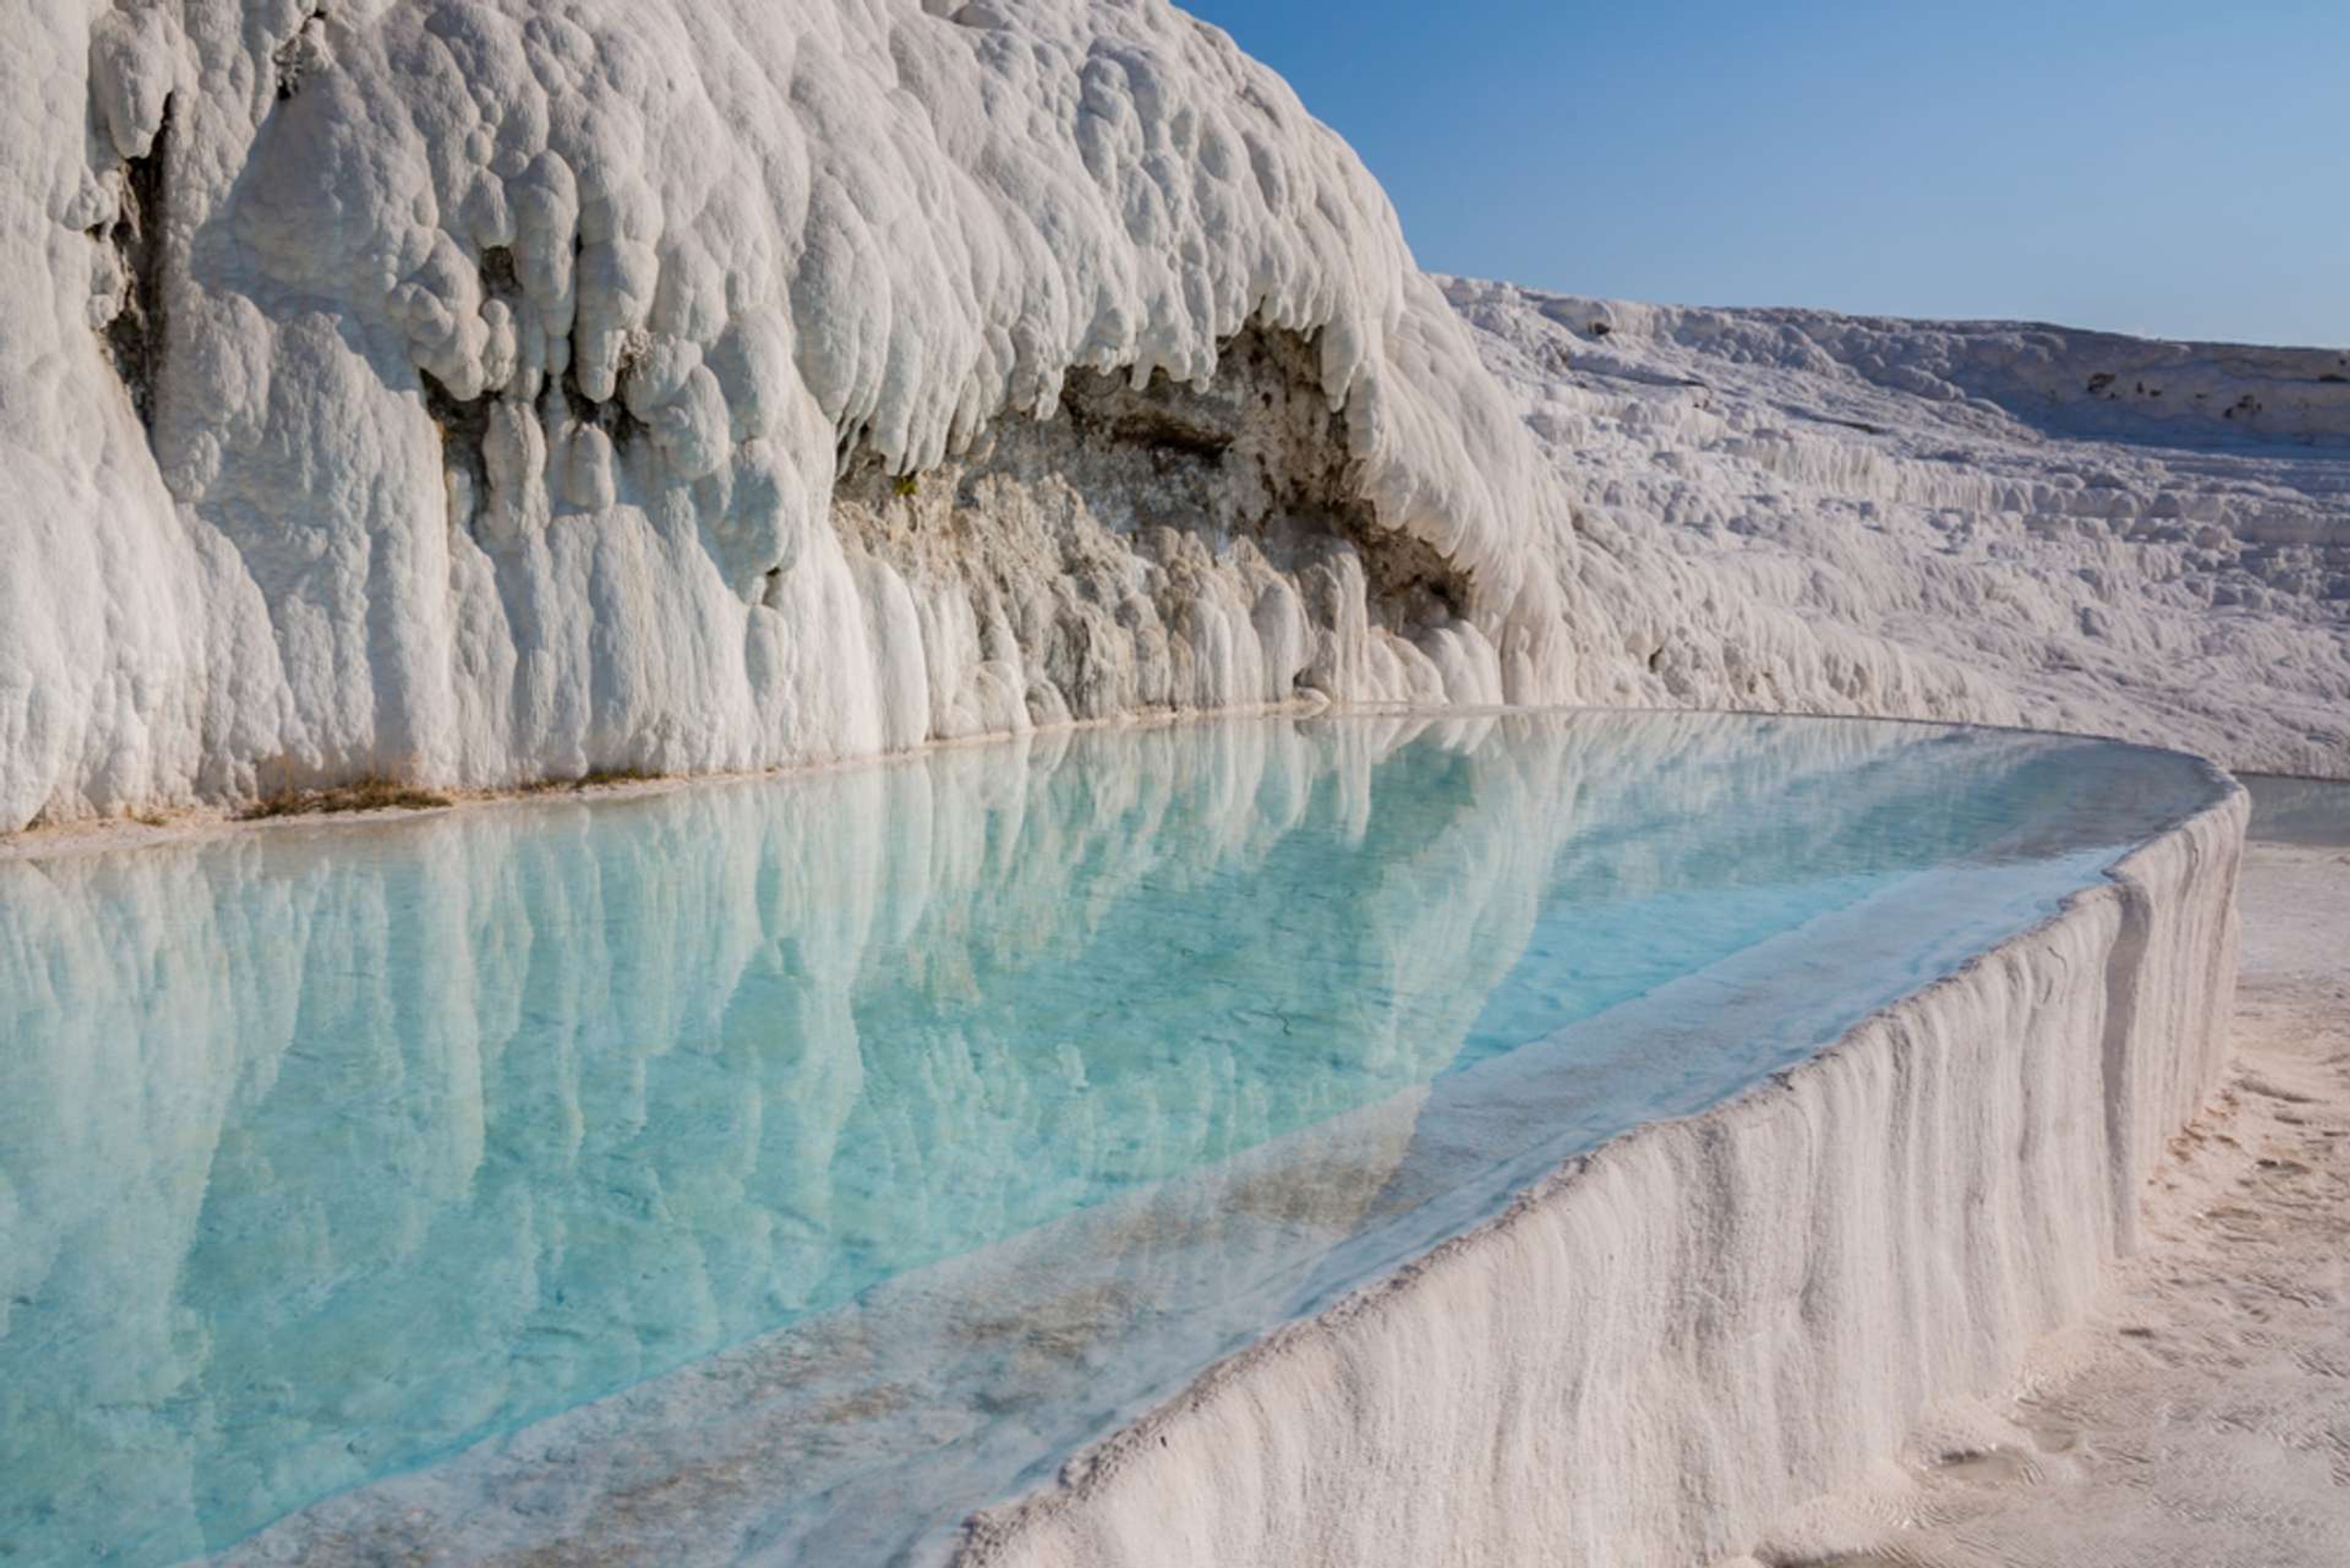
(0, 713), (2216, 1567)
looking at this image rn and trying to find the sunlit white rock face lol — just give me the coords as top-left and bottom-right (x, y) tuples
(1449, 283), (2350, 777)
(3, 1), (2343, 832)
(1, 0), (1600, 832)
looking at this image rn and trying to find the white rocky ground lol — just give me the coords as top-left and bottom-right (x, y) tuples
(1447, 282), (2350, 779)
(7, 2), (2343, 834)
(1731, 810), (2350, 1568)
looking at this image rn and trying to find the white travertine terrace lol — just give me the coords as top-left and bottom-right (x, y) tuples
(1447, 283), (2350, 780)
(0, 0), (2298, 1562)
(957, 780), (2247, 1568)
(0, 712), (2243, 1567)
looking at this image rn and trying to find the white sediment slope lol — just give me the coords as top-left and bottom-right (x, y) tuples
(4, 0), (1591, 831)
(10, 1), (2341, 833)
(1445, 283), (2350, 779)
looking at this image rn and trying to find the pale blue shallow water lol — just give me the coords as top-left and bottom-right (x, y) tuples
(2241, 773), (2350, 847)
(0, 712), (2226, 1567)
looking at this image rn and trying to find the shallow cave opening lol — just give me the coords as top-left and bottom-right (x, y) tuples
(829, 326), (1480, 643)
(1061, 378), (1236, 466)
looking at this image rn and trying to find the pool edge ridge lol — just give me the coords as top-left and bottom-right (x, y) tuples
(949, 774), (2250, 1568)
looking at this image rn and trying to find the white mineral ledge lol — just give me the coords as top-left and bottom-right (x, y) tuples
(951, 786), (2248, 1566)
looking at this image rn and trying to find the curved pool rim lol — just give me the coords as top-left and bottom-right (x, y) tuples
(0, 707), (2246, 1567)
(950, 721), (2247, 1568)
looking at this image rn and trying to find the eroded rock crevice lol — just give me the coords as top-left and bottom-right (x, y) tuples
(97, 92), (172, 433)
(272, 9), (331, 103)
(558, 358), (646, 450)
(419, 368), (492, 520)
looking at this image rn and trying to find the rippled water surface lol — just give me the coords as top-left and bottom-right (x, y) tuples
(0, 712), (2225, 1567)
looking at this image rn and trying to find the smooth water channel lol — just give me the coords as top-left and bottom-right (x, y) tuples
(0, 712), (2227, 1567)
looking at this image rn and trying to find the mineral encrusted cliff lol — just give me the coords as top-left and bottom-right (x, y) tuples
(3, 1), (2342, 834)
(4, 0), (1586, 831)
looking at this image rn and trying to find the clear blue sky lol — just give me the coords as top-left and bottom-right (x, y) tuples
(1181, 0), (2346, 346)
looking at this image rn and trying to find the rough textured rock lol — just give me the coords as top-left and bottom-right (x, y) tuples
(6, 4), (2347, 834)
(2, 0), (1605, 831)
(1447, 282), (2350, 777)
(829, 327), (1499, 734)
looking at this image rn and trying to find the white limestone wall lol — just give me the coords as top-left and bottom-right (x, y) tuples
(953, 783), (2247, 1568)
(1, 0), (1621, 831)
(33, 2), (2337, 832)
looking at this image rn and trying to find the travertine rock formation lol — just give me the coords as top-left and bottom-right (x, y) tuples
(1449, 281), (2350, 778)
(6, 0), (1597, 831)
(5, 0), (2101, 834)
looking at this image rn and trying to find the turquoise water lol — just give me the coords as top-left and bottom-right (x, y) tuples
(0, 712), (2224, 1567)
(2241, 772), (2350, 847)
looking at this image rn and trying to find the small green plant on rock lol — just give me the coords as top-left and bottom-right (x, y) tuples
(892, 473), (920, 499)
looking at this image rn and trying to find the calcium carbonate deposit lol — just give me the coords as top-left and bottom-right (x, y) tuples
(1447, 282), (2350, 778)
(8, 0), (2340, 835)
(0, 3), (2321, 1567)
